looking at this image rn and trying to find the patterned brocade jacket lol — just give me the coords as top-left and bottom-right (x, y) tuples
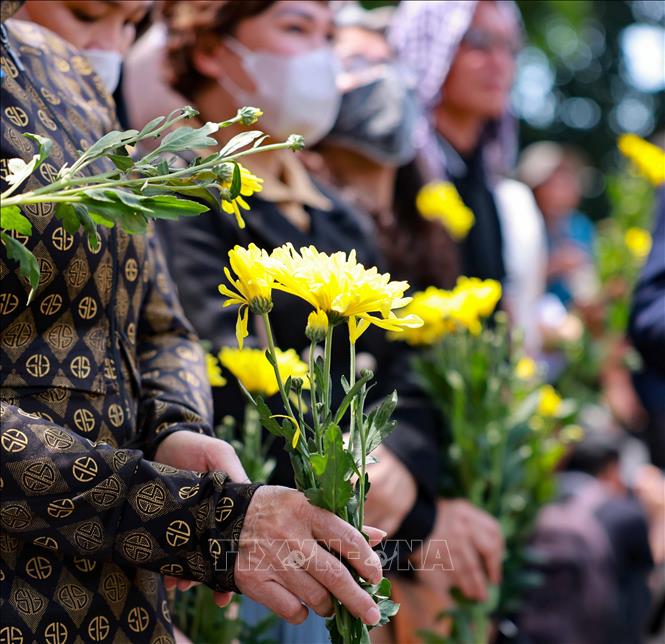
(0, 15), (258, 644)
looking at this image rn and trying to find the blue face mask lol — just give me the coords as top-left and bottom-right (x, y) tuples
(325, 62), (422, 166)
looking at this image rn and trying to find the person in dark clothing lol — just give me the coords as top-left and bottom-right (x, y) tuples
(630, 187), (665, 468)
(0, 3), (386, 640)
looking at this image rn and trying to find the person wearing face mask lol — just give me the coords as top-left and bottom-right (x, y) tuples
(15, 0), (151, 127)
(123, 2), (449, 641)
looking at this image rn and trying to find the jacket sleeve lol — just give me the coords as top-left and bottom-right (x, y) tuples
(629, 187), (665, 376)
(136, 230), (216, 458)
(0, 401), (261, 592)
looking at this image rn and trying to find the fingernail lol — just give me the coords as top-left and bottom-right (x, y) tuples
(365, 606), (381, 625)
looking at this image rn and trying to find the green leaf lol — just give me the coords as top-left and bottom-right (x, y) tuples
(219, 130), (264, 157)
(73, 204), (99, 249)
(1, 231), (39, 302)
(1, 206), (32, 235)
(23, 132), (52, 168)
(137, 115), (166, 139)
(78, 128), (138, 164)
(229, 162), (241, 199)
(362, 391), (398, 457)
(143, 196), (209, 220)
(54, 202), (80, 235)
(108, 153), (134, 172)
(333, 370), (374, 425)
(305, 424), (354, 514)
(155, 122), (219, 155)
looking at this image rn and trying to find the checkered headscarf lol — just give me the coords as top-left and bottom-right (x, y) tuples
(389, 0), (520, 182)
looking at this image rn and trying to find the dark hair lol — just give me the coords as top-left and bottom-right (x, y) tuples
(387, 160), (461, 289)
(563, 433), (621, 477)
(163, 0), (276, 98)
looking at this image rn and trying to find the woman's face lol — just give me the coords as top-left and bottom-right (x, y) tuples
(21, 0), (150, 54)
(196, 1), (334, 92)
(441, 1), (519, 120)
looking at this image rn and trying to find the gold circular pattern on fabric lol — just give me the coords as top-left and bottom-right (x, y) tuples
(165, 520), (191, 547)
(40, 87), (62, 105)
(66, 258), (88, 288)
(87, 616), (110, 642)
(33, 535), (59, 551)
(77, 296), (97, 319)
(39, 163), (59, 183)
(37, 109), (57, 131)
(72, 456), (98, 483)
(124, 258), (138, 282)
(2, 428), (28, 453)
(127, 607), (149, 633)
(107, 403), (124, 428)
(159, 563), (183, 576)
(178, 484), (199, 500)
(57, 584), (88, 611)
(4, 322), (32, 348)
(0, 292), (19, 315)
(47, 323), (74, 351)
(37, 257), (55, 285)
(44, 427), (74, 450)
(122, 533), (152, 562)
(40, 293), (63, 316)
(73, 556), (97, 573)
(74, 521), (103, 551)
(90, 477), (122, 506)
(47, 498), (75, 519)
(26, 354), (51, 378)
(1, 504), (30, 530)
(4, 105), (29, 127)
(135, 482), (166, 516)
(215, 496), (234, 523)
(51, 227), (74, 252)
(21, 461), (56, 492)
(161, 600), (171, 623)
(25, 556), (53, 580)
(43, 622), (68, 644)
(73, 408), (95, 433)
(13, 587), (44, 615)
(0, 625), (24, 643)
(1, 55), (20, 79)
(102, 572), (127, 603)
(70, 355), (91, 379)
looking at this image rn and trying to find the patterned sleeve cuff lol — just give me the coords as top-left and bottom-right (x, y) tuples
(206, 481), (264, 593)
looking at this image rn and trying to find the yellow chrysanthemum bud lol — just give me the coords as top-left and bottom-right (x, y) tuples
(560, 424), (585, 443)
(306, 310), (329, 342)
(624, 227), (652, 260)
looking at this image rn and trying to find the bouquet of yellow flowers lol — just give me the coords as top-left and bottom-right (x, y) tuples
(217, 243), (424, 643)
(394, 278), (579, 643)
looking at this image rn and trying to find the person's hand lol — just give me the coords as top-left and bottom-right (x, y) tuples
(364, 445), (417, 536)
(548, 244), (587, 278)
(155, 431), (250, 606)
(235, 486), (386, 625)
(411, 499), (504, 602)
(154, 431), (250, 483)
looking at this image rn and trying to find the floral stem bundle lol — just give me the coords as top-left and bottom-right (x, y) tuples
(394, 278), (580, 643)
(217, 243), (424, 643)
(0, 105), (302, 302)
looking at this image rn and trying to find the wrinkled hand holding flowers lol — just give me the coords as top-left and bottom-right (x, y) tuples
(215, 242), (424, 643)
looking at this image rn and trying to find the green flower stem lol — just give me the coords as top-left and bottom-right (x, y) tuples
(348, 335), (357, 450)
(308, 339), (321, 436)
(323, 324), (334, 415)
(1, 141), (296, 209)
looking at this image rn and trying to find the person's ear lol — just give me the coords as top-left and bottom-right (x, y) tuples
(192, 42), (228, 80)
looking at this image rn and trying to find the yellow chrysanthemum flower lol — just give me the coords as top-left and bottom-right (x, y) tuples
(388, 287), (453, 345)
(267, 243), (423, 343)
(515, 356), (537, 380)
(624, 227), (652, 260)
(206, 354), (227, 387)
(416, 181), (475, 240)
(220, 163), (264, 228)
(454, 277), (502, 318)
(218, 244), (274, 348)
(537, 385), (562, 417)
(618, 134), (665, 186)
(219, 346), (309, 397)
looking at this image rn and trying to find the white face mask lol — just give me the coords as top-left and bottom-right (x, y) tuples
(223, 39), (341, 146)
(83, 48), (123, 94)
